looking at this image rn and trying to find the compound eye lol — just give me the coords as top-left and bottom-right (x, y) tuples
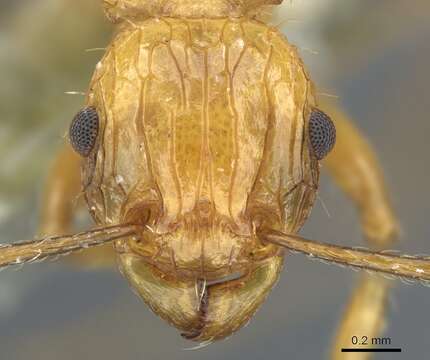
(309, 109), (336, 160)
(69, 107), (99, 157)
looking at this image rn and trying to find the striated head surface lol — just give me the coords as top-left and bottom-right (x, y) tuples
(74, 16), (320, 342)
(102, 0), (283, 21)
(82, 18), (319, 280)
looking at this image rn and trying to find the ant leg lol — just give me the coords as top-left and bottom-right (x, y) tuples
(39, 144), (115, 268)
(319, 101), (399, 358)
(321, 100), (399, 246)
(330, 275), (391, 359)
(40, 144), (81, 235)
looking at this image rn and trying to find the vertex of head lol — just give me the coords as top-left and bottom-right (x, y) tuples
(101, 0), (284, 21)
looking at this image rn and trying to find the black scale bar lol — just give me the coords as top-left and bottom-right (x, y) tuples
(342, 348), (402, 353)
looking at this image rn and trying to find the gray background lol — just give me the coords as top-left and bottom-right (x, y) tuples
(0, 1), (429, 359)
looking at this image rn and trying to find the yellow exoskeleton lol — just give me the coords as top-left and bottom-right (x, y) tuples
(0, 0), (429, 355)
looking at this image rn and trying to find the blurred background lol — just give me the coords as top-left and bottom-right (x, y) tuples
(0, 0), (429, 359)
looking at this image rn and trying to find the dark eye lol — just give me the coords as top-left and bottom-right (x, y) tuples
(309, 109), (336, 160)
(69, 107), (99, 157)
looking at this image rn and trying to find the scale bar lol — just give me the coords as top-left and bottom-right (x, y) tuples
(342, 348), (402, 353)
